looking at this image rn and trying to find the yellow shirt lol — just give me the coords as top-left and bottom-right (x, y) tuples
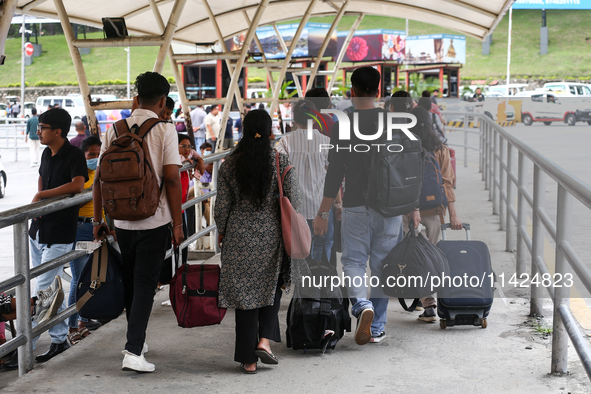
(78, 169), (96, 218)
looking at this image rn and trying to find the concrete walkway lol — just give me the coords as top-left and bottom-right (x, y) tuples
(2, 142), (590, 393)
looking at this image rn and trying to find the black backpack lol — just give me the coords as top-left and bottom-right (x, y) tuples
(287, 247), (351, 352)
(361, 110), (425, 217)
(76, 242), (125, 320)
(418, 151), (448, 212)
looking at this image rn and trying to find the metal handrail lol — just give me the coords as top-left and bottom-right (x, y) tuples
(0, 129), (293, 375)
(443, 110), (591, 380)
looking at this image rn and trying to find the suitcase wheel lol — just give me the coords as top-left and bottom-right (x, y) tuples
(481, 318), (487, 329)
(440, 319), (447, 329)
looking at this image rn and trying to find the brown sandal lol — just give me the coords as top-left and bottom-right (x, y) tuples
(68, 328), (90, 345)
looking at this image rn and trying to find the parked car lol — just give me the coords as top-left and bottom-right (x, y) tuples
(543, 82), (591, 97)
(23, 102), (36, 118)
(487, 84), (528, 96)
(519, 92), (587, 126)
(0, 154), (6, 198)
(35, 96), (86, 119)
(0, 103), (7, 118)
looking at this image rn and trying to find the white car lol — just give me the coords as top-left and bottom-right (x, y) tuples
(35, 96), (86, 120)
(23, 102), (36, 118)
(519, 92), (581, 126)
(543, 82), (591, 97)
(0, 103), (6, 118)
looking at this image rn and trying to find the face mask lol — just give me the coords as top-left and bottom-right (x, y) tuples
(87, 158), (98, 171)
(203, 150), (212, 156)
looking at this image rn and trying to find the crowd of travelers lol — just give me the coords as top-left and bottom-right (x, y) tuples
(1, 66), (462, 375)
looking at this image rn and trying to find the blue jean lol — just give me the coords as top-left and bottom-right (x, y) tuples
(30, 232), (72, 346)
(340, 206), (403, 336)
(195, 137), (205, 150)
(67, 221), (94, 328)
(306, 208), (334, 261)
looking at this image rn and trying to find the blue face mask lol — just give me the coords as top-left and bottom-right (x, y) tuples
(87, 158), (98, 171)
(203, 150), (212, 156)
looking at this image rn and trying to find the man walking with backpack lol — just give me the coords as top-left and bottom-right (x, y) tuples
(313, 67), (421, 345)
(93, 72), (183, 372)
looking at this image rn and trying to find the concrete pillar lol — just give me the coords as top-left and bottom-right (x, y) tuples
(540, 27), (548, 55)
(482, 34), (492, 56)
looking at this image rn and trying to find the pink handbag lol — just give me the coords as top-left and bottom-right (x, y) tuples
(276, 152), (311, 259)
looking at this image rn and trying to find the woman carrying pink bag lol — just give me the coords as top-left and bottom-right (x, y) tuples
(214, 109), (304, 375)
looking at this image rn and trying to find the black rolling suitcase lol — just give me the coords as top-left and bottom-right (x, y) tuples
(436, 223), (493, 329)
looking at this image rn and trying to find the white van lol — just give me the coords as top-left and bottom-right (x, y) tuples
(543, 82), (591, 97)
(35, 96), (86, 119)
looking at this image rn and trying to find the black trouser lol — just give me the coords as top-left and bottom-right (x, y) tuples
(234, 280), (283, 364)
(185, 206), (196, 243)
(116, 224), (169, 356)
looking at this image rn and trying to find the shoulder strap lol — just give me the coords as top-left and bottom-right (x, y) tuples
(136, 118), (164, 139)
(75, 243), (109, 311)
(276, 151), (284, 199)
(398, 298), (420, 312)
(113, 119), (129, 138)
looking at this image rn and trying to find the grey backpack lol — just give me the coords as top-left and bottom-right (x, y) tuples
(362, 110), (425, 217)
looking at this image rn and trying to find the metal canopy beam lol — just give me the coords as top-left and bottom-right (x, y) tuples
(72, 36), (165, 48)
(203, 0), (245, 113)
(0, 0), (18, 64)
(148, 0), (196, 147)
(307, 0), (347, 91)
(269, 0), (318, 115)
(153, 0), (188, 73)
(171, 52), (242, 61)
(215, 0), (271, 151)
(243, 10), (275, 96)
(271, 22), (302, 98)
(327, 12), (364, 93)
(53, 0), (99, 135)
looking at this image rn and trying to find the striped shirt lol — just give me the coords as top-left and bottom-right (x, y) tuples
(276, 128), (330, 220)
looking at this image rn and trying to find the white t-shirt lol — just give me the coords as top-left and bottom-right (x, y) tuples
(204, 113), (221, 140)
(100, 108), (182, 230)
(275, 128), (330, 220)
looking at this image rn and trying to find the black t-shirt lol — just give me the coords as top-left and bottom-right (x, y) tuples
(224, 117), (233, 139)
(29, 139), (89, 245)
(323, 107), (383, 208)
(473, 93), (485, 102)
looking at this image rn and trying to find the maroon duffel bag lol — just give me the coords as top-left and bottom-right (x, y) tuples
(170, 263), (226, 328)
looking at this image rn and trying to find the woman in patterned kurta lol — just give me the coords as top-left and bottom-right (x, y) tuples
(215, 109), (301, 374)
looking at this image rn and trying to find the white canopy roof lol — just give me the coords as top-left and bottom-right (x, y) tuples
(15, 0), (515, 44)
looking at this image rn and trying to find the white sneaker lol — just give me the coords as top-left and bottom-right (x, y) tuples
(142, 342), (148, 355)
(121, 350), (155, 372)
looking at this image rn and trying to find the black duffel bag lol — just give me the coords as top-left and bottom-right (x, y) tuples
(76, 241), (125, 320)
(382, 230), (449, 308)
(287, 246), (351, 352)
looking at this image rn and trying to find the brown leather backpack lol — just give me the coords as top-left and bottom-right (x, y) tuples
(98, 118), (163, 221)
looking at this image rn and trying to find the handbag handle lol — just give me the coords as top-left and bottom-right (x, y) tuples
(275, 151), (292, 200)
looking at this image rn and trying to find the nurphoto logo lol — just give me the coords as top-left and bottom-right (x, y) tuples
(307, 109), (418, 153)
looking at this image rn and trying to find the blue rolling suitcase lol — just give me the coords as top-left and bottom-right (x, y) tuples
(436, 223), (493, 329)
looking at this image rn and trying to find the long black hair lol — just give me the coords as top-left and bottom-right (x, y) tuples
(410, 106), (443, 153)
(231, 109), (273, 208)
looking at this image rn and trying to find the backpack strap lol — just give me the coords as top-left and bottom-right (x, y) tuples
(136, 118), (164, 139)
(75, 243), (109, 311)
(113, 119), (130, 138)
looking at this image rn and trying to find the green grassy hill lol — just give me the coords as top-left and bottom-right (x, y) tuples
(1, 10), (590, 87)
(1, 32), (176, 86)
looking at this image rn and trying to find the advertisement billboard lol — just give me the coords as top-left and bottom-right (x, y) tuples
(336, 29), (406, 62)
(224, 23), (336, 60)
(405, 34), (466, 64)
(512, 0), (591, 9)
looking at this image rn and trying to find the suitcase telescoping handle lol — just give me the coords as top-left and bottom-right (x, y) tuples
(440, 223), (471, 241)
